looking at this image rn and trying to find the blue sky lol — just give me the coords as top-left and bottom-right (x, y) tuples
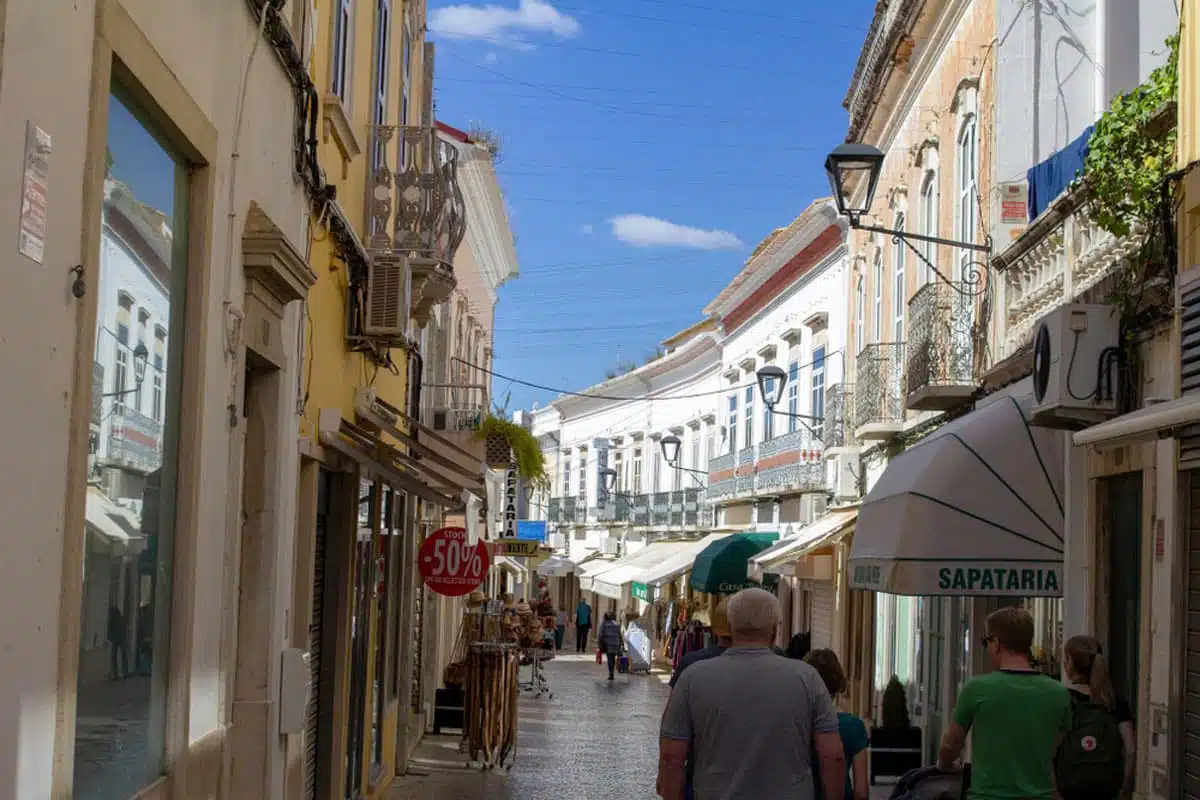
(428, 0), (876, 413)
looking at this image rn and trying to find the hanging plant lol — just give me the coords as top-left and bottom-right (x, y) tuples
(475, 414), (549, 489)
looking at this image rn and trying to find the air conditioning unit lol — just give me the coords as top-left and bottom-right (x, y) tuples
(830, 452), (859, 502)
(363, 254), (411, 341)
(601, 536), (621, 555)
(1030, 303), (1120, 428)
(799, 493), (826, 525)
(548, 532), (567, 550)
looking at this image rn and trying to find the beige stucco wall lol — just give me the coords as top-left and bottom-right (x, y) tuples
(0, 0), (309, 796)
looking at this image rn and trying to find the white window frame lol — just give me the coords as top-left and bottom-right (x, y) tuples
(743, 385), (754, 450)
(762, 375), (775, 441)
(727, 393), (738, 454)
(893, 213), (906, 341)
(872, 248), (884, 343)
(787, 361), (800, 434)
(919, 167), (939, 284)
(151, 372), (163, 422)
(855, 274), (865, 354)
(811, 345), (826, 441)
(633, 447), (643, 494)
(371, 0), (391, 165)
(331, 0), (355, 105)
(652, 450), (662, 493)
(690, 434), (700, 474)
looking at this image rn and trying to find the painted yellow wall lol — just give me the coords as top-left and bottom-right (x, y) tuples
(1181, 0), (1200, 283)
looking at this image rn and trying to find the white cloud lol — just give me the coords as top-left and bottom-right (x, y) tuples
(484, 51), (499, 63)
(579, 224), (594, 235)
(609, 214), (743, 250)
(430, 0), (581, 48)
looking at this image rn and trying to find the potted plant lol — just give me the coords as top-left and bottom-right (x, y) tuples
(869, 675), (923, 783)
(474, 397), (549, 488)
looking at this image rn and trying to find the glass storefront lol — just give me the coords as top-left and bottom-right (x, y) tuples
(76, 87), (189, 797)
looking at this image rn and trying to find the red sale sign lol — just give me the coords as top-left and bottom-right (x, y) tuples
(418, 526), (490, 597)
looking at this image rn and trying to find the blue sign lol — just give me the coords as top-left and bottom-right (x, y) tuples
(516, 520), (546, 542)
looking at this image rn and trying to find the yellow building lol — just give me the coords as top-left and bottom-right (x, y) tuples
(295, 0), (486, 796)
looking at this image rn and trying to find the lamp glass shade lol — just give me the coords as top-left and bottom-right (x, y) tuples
(600, 468), (617, 492)
(757, 365), (787, 408)
(132, 341), (150, 386)
(825, 143), (884, 217)
(661, 435), (682, 465)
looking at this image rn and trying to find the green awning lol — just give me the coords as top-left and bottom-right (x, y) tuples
(690, 532), (780, 595)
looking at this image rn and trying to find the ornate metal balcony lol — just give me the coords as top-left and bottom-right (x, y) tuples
(708, 451), (735, 473)
(855, 342), (906, 440)
(367, 124), (467, 329)
(106, 404), (163, 474)
(758, 429), (818, 460)
(614, 494), (632, 523)
(631, 493), (651, 526)
(547, 497), (561, 523)
(906, 281), (978, 410)
(755, 461), (824, 495)
(562, 496), (578, 523)
(708, 477), (736, 501)
(652, 492), (671, 526)
(421, 381), (487, 463)
(824, 384), (856, 449)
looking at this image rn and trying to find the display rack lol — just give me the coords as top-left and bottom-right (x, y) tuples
(464, 640), (519, 770)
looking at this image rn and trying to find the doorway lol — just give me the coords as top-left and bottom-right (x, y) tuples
(1100, 472), (1143, 713)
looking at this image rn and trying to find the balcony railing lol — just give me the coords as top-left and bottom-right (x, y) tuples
(651, 492), (671, 526)
(906, 282), (977, 410)
(614, 494), (632, 523)
(855, 343), (906, 438)
(106, 404), (163, 473)
(422, 381), (487, 433)
(824, 383), (856, 449)
(547, 497), (561, 523)
(756, 461), (824, 494)
(563, 496), (578, 523)
(631, 493), (651, 526)
(708, 477), (736, 500)
(758, 428), (818, 460)
(708, 451), (735, 473)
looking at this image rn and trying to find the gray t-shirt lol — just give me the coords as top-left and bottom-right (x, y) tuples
(661, 647), (839, 800)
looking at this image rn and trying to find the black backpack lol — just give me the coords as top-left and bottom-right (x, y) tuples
(1055, 694), (1124, 796)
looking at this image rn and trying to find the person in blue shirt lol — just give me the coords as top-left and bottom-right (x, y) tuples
(804, 648), (870, 800)
(575, 599), (592, 653)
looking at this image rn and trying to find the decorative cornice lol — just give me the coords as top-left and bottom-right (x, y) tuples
(443, 130), (519, 298)
(241, 201), (317, 304)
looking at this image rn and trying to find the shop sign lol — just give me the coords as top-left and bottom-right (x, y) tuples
(937, 565), (1060, 594)
(714, 580), (759, 595)
(503, 463), (518, 538)
(631, 581), (654, 602)
(418, 526), (490, 597)
(494, 538), (540, 558)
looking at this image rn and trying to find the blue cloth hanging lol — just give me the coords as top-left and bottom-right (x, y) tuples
(1026, 125), (1094, 221)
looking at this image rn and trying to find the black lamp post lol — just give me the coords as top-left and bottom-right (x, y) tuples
(824, 143), (991, 296)
(757, 365), (788, 408)
(102, 341), (150, 399)
(659, 435), (707, 478)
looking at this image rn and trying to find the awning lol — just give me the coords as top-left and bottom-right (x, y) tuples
(494, 555), (526, 575)
(537, 555), (575, 577)
(749, 508), (859, 578)
(591, 541), (695, 601)
(848, 396), (1065, 597)
(690, 532), (780, 595)
(1073, 394), (1200, 448)
(638, 532), (733, 587)
(85, 487), (144, 550)
(354, 390), (487, 498)
(318, 410), (461, 508)
(576, 554), (619, 591)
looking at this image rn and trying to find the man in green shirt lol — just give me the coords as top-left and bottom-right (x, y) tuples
(938, 606), (1071, 799)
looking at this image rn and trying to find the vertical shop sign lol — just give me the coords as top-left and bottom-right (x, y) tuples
(19, 122), (51, 264)
(503, 462), (518, 538)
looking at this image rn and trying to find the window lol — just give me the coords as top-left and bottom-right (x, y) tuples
(672, 456), (682, 491)
(762, 376), (775, 441)
(400, 20), (411, 167)
(787, 361), (800, 433)
(370, 0), (391, 173)
(727, 393), (738, 454)
(743, 385), (754, 450)
(78, 88), (189, 795)
(576, 452), (586, 500)
(613, 451), (624, 493)
(133, 342), (145, 413)
(873, 249), (884, 342)
(560, 456), (570, 496)
(956, 116), (978, 281)
(704, 424), (714, 466)
(632, 447), (643, 493)
(811, 346), (826, 441)
(690, 434), (700, 473)
(855, 275), (865, 352)
(331, 0), (354, 104)
(919, 170), (938, 283)
(652, 450), (662, 492)
(893, 213), (906, 341)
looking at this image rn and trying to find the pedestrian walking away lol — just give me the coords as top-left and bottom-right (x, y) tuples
(554, 604), (568, 651)
(657, 588), (846, 800)
(575, 598), (592, 653)
(937, 606), (1071, 800)
(598, 612), (624, 680)
(804, 649), (870, 800)
(1055, 634), (1135, 800)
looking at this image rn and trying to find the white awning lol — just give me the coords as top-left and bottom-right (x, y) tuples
(591, 541), (696, 600)
(848, 396), (1066, 597)
(1073, 395), (1200, 448)
(748, 508), (858, 579)
(85, 487), (143, 549)
(537, 555), (575, 577)
(576, 555), (618, 591)
(638, 533), (734, 587)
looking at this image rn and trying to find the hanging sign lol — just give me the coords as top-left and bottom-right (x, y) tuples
(493, 538), (540, 558)
(418, 526), (490, 597)
(503, 462), (518, 538)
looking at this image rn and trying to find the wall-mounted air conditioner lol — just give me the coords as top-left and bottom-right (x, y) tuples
(601, 536), (621, 556)
(363, 254), (411, 342)
(1030, 303), (1120, 428)
(830, 452), (859, 502)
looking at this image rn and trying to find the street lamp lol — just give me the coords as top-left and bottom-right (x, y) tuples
(824, 142), (885, 220)
(824, 143), (991, 296)
(757, 365), (787, 408)
(102, 341), (150, 398)
(601, 467), (618, 493)
(660, 435), (682, 466)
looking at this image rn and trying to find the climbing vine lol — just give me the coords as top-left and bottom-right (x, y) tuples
(1082, 34), (1178, 240)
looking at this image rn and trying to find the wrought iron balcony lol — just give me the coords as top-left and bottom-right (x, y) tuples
(906, 281), (978, 410)
(755, 460), (825, 495)
(631, 493), (651, 526)
(683, 488), (703, 511)
(824, 383), (856, 449)
(367, 124), (467, 330)
(855, 342), (906, 440)
(106, 404), (163, 474)
(669, 490), (685, 511)
(562, 496), (578, 523)
(708, 451), (735, 473)
(758, 428), (819, 460)
(614, 494), (632, 523)
(547, 497), (561, 523)
(708, 477), (736, 501)
(652, 492), (671, 525)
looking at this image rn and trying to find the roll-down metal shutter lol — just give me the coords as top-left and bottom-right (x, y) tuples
(1184, 472), (1200, 797)
(304, 475), (330, 799)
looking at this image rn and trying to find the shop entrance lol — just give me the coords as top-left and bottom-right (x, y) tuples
(1099, 472), (1142, 710)
(1180, 469), (1200, 797)
(305, 468), (333, 799)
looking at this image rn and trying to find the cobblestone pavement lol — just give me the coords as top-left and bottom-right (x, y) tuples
(73, 675), (152, 800)
(388, 652), (894, 800)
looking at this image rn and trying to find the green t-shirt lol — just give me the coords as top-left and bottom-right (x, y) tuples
(953, 669), (1071, 800)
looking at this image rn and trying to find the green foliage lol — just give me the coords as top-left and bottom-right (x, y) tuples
(881, 675), (911, 729)
(1082, 35), (1178, 239)
(105, 147), (114, 176)
(476, 413), (549, 489)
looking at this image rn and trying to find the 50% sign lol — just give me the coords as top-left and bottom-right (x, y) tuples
(418, 526), (491, 597)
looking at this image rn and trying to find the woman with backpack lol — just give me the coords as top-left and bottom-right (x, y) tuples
(1055, 635), (1135, 799)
